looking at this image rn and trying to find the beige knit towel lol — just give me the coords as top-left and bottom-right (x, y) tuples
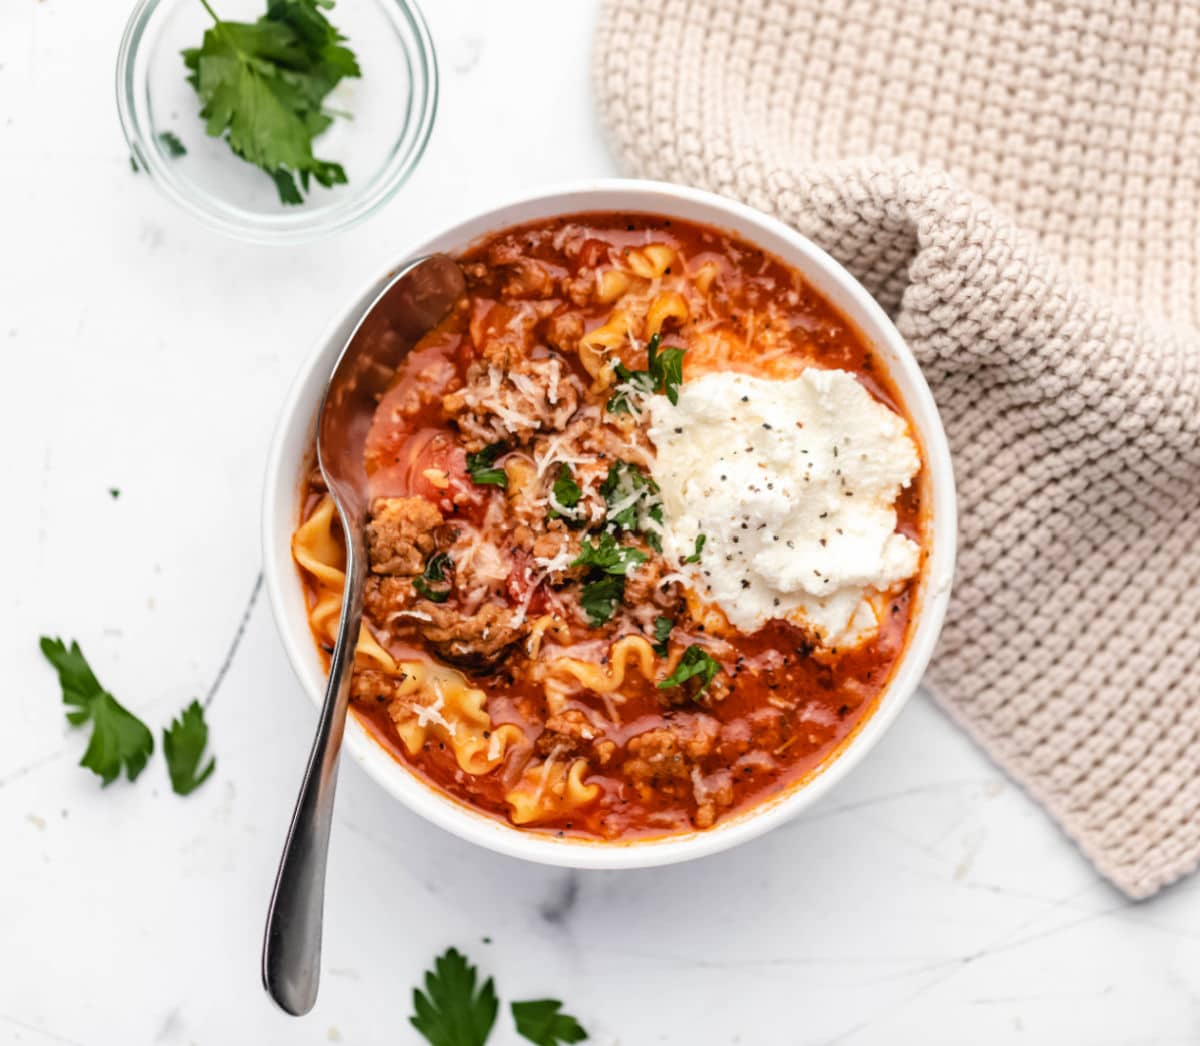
(593, 0), (1200, 898)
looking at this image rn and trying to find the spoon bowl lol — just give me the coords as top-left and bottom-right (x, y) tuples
(261, 253), (465, 1017)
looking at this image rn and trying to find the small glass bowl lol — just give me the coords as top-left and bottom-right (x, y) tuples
(116, 0), (437, 244)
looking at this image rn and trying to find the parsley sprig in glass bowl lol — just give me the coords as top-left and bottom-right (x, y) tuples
(116, 0), (437, 243)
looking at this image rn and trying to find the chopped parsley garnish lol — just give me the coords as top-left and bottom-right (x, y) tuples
(108, 487), (121, 499)
(684, 533), (707, 563)
(574, 533), (645, 626)
(182, 0), (360, 205)
(411, 947), (498, 1046)
(414, 551), (453, 603)
(162, 700), (217, 795)
(600, 460), (663, 549)
(658, 645), (723, 694)
(511, 999), (588, 1046)
(547, 464), (582, 520)
(606, 332), (686, 413)
(465, 443), (508, 487)
(571, 532), (647, 576)
(579, 576), (624, 626)
(39, 637), (154, 785)
(651, 615), (673, 657)
(157, 130), (188, 157)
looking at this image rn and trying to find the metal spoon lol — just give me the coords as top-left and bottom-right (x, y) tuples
(262, 254), (466, 1017)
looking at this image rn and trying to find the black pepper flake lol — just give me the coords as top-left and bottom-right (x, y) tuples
(741, 395), (749, 402)
(740, 579), (750, 589)
(762, 423), (773, 430)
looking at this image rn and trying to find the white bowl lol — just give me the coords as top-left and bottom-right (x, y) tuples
(262, 180), (957, 869)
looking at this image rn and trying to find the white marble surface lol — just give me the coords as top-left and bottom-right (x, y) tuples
(4, 1), (1200, 1043)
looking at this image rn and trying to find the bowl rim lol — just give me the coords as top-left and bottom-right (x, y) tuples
(114, 0), (439, 245)
(262, 178), (958, 869)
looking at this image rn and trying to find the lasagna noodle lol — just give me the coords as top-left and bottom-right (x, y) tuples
(506, 756), (601, 825)
(546, 634), (657, 693)
(292, 495), (395, 670)
(387, 660), (525, 776)
(294, 496), (524, 777)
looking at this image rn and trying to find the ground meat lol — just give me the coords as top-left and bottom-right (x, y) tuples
(417, 602), (528, 671)
(624, 557), (684, 614)
(530, 524), (586, 580)
(443, 355), (579, 452)
(364, 576), (417, 622)
(535, 708), (600, 757)
(349, 667), (412, 704)
(366, 497), (443, 576)
(692, 768), (735, 828)
(623, 714), (721, 797)
(715, 707), (785, 762)
(545, 310), (585, 355)
(501, 259), (557, 299)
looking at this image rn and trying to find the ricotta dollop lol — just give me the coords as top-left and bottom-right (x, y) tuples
(646, 369), (921, 648)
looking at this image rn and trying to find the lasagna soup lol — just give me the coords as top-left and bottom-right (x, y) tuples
(294, 214), (927, 839)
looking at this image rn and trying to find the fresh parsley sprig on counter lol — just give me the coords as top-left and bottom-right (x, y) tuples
(182, 0), (360, 205)
(511, 999), (589, 1046)
(40, 637), (154, 785)
(411, 948), (499, 1046)
(411, 947), (588, 1046)
(39, 637), (217, 794)
(606, 332), (686, 413)
(163, 700), (217, 795)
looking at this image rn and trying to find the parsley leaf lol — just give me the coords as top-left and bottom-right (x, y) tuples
(684, 533), (707, 563)
(414, 551), (453, 603)
(547, 464), (582, 520)
(658, 645), (723, 694)
(465, 443), (508, 487)
(182, 0), (359, 205)
(512, 999), (588, 1046)
(606, 362), (652, 414)
(605, 333), (686, 412)
(162, 700), (216, 795)
(580, 576), (624, 626)
(411, 947), (498, 1046)
(571, 532), (648, 576)
(651, 615), (673, 657)
(600, 460), (661, 530)
(157, 131), (188, 157)
(39, 637), (154, 785)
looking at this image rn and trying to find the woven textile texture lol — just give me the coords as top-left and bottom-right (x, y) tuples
(593, 0), (1200, 898)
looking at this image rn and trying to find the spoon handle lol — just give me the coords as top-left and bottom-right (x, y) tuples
(262, 527), (365, 1016)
